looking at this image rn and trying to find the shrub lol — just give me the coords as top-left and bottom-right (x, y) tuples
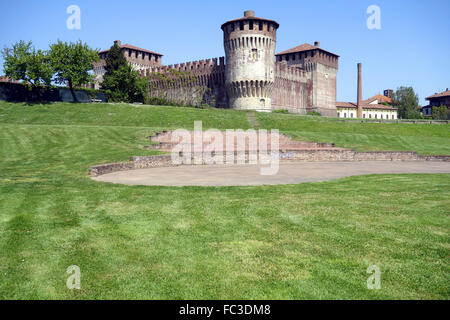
(273, 109), (289, 114)
(432, 105), (450, 120)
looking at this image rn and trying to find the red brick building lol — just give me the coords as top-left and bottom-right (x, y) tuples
(94, 40), (163, 89)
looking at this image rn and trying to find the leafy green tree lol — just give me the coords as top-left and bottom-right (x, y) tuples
(1, 40), (53, 99)
(49, 40), (99, 102)
(102, 64), (148, 103)
(432, 105), (450, 120)
(104, 42), (127, 76)
(391, 86), (421, 119)
(101, 43), (148, 103)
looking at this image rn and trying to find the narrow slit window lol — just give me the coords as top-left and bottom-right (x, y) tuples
(252, 49), (258, 60)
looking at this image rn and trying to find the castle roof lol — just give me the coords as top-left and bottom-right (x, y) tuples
(99, 43), (163, 56)
(221, 11), (279, 30)
(276, 43), (339, 57)
(426, 89), (450, 100)
(336, 102), (397, 110)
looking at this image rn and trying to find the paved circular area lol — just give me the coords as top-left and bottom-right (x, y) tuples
(92, 161), (450, 186)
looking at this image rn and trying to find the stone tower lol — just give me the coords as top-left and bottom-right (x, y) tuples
(275, 41), (339, 117)
(221, 11), (279, 111)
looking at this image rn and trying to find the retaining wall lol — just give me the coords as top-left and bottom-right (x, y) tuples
(89, 151), (450, 177)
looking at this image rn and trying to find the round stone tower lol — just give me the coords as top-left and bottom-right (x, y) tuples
(221, 11), (279, 111)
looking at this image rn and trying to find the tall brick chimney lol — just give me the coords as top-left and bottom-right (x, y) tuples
(357, 63), (363, 118)
(314, 41), (320, 47)
(114, 40), (121, 46)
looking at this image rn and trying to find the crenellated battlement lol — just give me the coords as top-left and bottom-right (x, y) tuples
(275, 61), (309, 81)
(146, 57), (225, 75)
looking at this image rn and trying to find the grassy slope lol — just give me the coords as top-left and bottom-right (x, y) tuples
(0, 102), (250, 130)
(0, 101), (449, 299)
(1, 101), (449, 155)
(257, 113), (450, 155)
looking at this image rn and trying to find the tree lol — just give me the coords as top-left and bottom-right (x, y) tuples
(104, 41), (127, 76)
(432, 105), (450, 120)
(49, 40), (99, 102)
(102, 64), (148, 103)
(101, 43), (148, 103)
(391, 86), (421, 119)
(1, 40), (53, 99)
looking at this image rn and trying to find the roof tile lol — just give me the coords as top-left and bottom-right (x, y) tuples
(426, 89), (450, 100)
(276, 43), (339, 57)
(99, 43), (163, 56)
(363, 94), (392, 104)
(336, 101), (397, 110)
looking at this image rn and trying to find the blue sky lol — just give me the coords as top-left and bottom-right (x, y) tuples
(1, 0), (449, 105)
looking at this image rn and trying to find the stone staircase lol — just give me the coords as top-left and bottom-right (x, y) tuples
(145, 130), (344, 152)
(88, 130), (449, 176)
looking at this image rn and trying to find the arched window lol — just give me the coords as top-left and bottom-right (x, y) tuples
(249, 21), (254, 30)
(344, 113), (347, 118)
(240, 21), (244, 30)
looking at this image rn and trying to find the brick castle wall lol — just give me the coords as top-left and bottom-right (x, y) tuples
(276, 47), (338, 116)
(145, 59), (319, 113)
(145, 57), (228, 108)
(272, 62), (312, 113)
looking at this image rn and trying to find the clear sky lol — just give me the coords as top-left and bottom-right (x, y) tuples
(1, 0), (449, 105)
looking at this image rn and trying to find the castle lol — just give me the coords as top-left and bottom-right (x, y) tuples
(94, 10), (339, 116)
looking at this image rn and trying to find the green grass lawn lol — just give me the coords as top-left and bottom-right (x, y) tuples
(0, 101), (449, 299)
(256, 112), (450, 155)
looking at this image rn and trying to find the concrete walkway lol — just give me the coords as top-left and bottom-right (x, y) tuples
(92, 161), (450, 186)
